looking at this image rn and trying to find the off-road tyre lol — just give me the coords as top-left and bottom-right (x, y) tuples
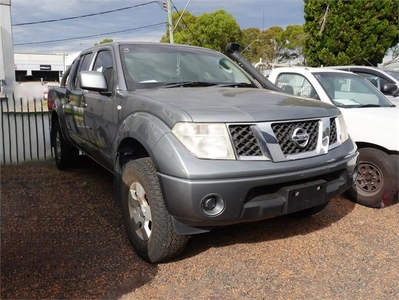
(347, 148), (397, 208)
(121, 158), (189, 263)
(390, 155), (399, 185)
(52, 121), (79, 170)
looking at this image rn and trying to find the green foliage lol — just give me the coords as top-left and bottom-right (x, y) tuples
(303, 0), (399, 66)
(160, 9), (241, 52)
(160, 9), (305, 65)
(241, 25), (306, 64)
(192, 10), (242, 52)
(241, 27), (262, 62)
(279, 25), (307, 63)
(258, 26), (284, 64)
(94, 38), (114, 46)
(160, 11), (197, 44)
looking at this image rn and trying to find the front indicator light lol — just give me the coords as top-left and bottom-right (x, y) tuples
(337, 113), (349, 143)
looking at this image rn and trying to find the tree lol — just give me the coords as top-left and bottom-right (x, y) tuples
(382, 43), (399, 67)
(303, 0), (399, 66)
(160, 9), (241, 52)
(241, 27), (262, 62)
(160, 11), (197, 44)
(94, 38), (113, 46)
(161, 9), (305, 65)
(193, 10), (242, 52)
(241, 25), (306, 65)
(278, 25), (307, 64)
(258, 26), (284, 65)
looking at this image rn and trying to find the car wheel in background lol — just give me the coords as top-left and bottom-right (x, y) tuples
(121, 158), (189, 263)
(390, 154), (399, 182)
(347, 148), (398, 208)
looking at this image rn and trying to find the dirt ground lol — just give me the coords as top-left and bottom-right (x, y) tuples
(1, 158), (398, 299)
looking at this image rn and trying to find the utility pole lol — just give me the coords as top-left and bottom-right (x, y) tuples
(0, 0), (15, 96)
(167, 0), (174, 43)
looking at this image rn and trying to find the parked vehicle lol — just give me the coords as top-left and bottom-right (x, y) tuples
(47, 42), (358, 262)
(269, 67), (398, 208)
(328, 66), (399, 100)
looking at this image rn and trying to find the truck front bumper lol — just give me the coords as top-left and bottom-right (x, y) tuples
(157, 149), (358, 235)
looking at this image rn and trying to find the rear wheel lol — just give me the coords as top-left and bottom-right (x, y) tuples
(52, 121), (79, 170)
(347, 148), (398, 208)
(121, 158), (189, 263)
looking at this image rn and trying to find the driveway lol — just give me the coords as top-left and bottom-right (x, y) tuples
(1, 158), (398, 299)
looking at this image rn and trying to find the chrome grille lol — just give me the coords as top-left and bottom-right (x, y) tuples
(229, 125), (262, 156)
(329, 118), (337, 144)
(271, 120), (318, 155)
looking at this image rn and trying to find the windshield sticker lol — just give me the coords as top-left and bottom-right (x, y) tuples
(176, 55), (181, 76)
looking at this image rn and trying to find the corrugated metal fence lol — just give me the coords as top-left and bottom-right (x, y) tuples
(1, 94), (52, 165)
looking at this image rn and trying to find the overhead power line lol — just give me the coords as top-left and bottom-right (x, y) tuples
(14, 22), (166, 46)
(12, 1), (160, 26)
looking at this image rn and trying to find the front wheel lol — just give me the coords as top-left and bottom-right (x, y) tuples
(121, 158), (189, 263)
(347, 148), (398, 208)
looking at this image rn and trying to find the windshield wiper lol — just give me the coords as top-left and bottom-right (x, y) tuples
(357, 104), (381, 108)
(216, 82), (255, 88)
(160, 81), (218, 88)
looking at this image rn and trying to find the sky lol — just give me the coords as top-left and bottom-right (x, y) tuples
(10, 0), (305, 54)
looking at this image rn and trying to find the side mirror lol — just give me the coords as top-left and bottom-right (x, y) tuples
(381, 83), (399, 96)
(80, 71), (108, 93)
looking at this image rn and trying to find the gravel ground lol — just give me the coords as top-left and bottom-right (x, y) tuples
(1, 158), (398, 300)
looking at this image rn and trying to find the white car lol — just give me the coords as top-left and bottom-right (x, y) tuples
(327, 66), (399, 100)
(268, 67), (399, 208)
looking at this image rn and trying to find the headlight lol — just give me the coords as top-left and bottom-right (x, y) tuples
(337, 113), (349, 143)
(172, 123), (236, 160)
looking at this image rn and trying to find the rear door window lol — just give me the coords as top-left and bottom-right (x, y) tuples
(355, 71), (390, 90)
(276, 73), (318, 99)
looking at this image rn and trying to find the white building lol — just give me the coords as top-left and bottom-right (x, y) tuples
(1, 0), (14, 95)
(14, 52), (80, 83)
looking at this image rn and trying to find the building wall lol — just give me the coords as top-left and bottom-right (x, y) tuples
(13, 52), (80, 83)
(14, 53), (65, 82)
(1, 0), (15, 95)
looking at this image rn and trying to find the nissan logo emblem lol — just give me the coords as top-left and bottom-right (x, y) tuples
(291, 127), (309, 148)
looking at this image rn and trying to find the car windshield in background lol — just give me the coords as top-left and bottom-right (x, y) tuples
(313, 72), (394, 108)
(384, 69), (399, 81)
(119, 44), (254, 90)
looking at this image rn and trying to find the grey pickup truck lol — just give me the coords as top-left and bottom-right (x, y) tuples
(48, 42), (358, 263)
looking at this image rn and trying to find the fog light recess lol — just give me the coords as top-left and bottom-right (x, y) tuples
(200, 194), (225, 217)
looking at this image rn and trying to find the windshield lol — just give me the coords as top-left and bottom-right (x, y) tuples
(384, 69), (399, 81)
(313, 72), (394, 108)
(119, 44), (254, 90)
